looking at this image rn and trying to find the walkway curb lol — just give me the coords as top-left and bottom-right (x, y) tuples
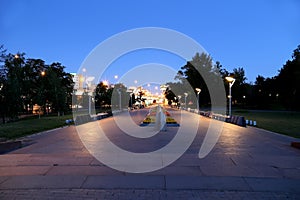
(0, 175), (299, 193)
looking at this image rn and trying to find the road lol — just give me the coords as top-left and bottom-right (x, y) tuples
(0, 107), (300, 199)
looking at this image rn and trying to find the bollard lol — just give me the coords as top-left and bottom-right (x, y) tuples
(234, 116), (239, 124)
(236, 116), (246, 127)
(65, 119), (73, 126)
(253, 121), (257, 126)
(230, 116), (235, 124)
(225, 116), (231, 123)
(246, 119), (249, 125)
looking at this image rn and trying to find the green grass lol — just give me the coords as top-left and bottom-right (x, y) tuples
(0, 114), (73, 140)
(233, 110), (300, 138)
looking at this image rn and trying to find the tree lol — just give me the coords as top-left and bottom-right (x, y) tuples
(128, 93), (136, 108)
(94, 81), (112, 110)
(44, 62), (74, 115)
(164, 87), (176, 105)
(173, 52), (223, 108)
(277, 45), (300, 110)
(215, 61), (229, 79)
(233, 67), (247, 85)
(230, 67), (247, 105)
(0, 48), (75, 120)
(0, 45), (7, 123)
(111, 83), (128, 110)
(2, 53), (26, 118)
(23, 59), (47, 113)
(0, 45), (6, 64)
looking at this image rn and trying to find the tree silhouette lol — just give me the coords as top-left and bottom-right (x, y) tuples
(94, 81), (112, 110)
(277, 45), (300, 110)
(0, 51), (74, 121)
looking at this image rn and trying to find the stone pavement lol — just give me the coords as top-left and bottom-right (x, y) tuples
(0, 109), (300, 199)
(1, 189), (299, 200)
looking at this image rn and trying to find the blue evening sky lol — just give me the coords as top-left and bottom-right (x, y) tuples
(1, 0), (299, 84)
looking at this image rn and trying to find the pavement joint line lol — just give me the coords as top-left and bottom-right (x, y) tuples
(79, 175), (89, 189)
(197, 166), (203, 175)
(247, 153), (253, 159)
(0, 176), (9, 185)
(230, 157), (237, 166)
(0, 189), (299, 200)
(241, 176), (254, 192)
(43, 165), (54, 176)
(19, 125), (70, 140)
(15, 164), (51, 167)
(0, 175), (300, 193)
(249, 126), (300, 141)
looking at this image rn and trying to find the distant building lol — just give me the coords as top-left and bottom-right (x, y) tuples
(70, 73), (96, 95)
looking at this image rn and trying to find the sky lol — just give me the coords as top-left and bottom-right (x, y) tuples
(1, 0), (300, 85)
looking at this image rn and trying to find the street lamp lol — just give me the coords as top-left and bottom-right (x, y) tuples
(130, 92), (133, 110)
(184, 92), (188, 109)
(82, 68), (87, 91)
(225, 76), (236, 116)
(102, 80), (109, 87)
(114, 75), (119, 84)
(117, 88), (122, 111)
(195, 88), (201, 111)
(40, 71), (47, 116)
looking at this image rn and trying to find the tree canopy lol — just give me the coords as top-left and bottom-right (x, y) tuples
(0, 48), (74, 122)
(165, 45), (300, 111)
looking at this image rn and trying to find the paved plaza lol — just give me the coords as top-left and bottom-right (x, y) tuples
(0, 108), (300, 199)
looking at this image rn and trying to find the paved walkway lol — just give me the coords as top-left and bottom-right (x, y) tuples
(0, 108), (300, 199)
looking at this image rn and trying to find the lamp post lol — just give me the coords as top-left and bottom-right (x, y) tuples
(177, 95), (182, 109)
(195, 88), (201, 111)
(225, 76), (236, 116)
(40, 71), (46, 116)
(82, 68), (87, 90)
(130, 93), (133, 110)
(184, 92), (188, 109)
(117, 88), (122, 111)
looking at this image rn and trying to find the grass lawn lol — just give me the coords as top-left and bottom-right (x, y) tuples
(0, 114), (73, 140)
(233, 110), (300, 138)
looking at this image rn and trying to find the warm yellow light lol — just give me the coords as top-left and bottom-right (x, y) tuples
(103, 80), (109, 86)
(41, 71), (46, 76)
(14, 54), (19, 59)
(80, 76), (85, 83)
(225, 76), (235, 83)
